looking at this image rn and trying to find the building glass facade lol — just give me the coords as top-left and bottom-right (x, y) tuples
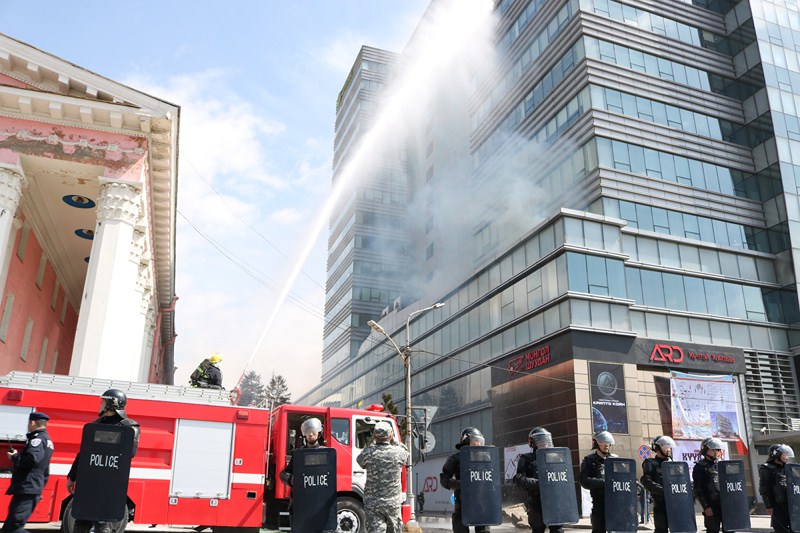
(302, 0), (800, 507)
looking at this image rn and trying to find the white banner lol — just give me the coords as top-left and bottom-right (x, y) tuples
(670, 372), (741, 440)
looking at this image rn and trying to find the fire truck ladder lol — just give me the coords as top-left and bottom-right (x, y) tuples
(0, 371), (236, 406)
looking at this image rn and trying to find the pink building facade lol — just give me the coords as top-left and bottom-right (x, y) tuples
(0, 34), (179, 383)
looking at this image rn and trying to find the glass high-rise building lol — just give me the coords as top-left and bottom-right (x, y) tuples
(322, 46), (409, 381)
(304, 0), (800, 507)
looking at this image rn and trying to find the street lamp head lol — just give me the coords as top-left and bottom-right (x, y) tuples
(367, 320), (386, 334)
(433, 302), (445, 309)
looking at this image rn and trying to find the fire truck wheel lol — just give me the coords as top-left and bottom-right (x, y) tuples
(61, 500), (129, 533)
(336, 497), (365, 533)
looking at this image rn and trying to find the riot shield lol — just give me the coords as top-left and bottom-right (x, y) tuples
(459, 446), (502, 526)
(787, 463), (800, 532)
(71, 423), (135, 522)
(718, 460), (750, 531)
(536, 447), (579, 526)
(291, 447), (337, 533)
(661, 461), (697, 533)
(604, 458), (637, 533)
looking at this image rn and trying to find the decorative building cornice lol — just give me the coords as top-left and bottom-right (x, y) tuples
(0, 128), (147, 154)
(0, 166), (26, 213)
(97, 181), (141, 226)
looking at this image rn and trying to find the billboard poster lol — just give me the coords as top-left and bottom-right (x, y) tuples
(670, 372), (741, 440)
(589, 362), (629, 433)
(503, 443), (529, 480)
(413, 455), (452, 514)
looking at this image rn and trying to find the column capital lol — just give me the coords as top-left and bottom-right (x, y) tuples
(97, 180), (141, 226)
(0, 165), (26, 213)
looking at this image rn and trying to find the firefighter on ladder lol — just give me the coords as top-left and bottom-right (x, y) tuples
(189, 353), (223, 389)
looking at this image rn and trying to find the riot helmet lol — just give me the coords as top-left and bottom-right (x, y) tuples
(373, 421), (393, 443)
(769, 443), (795, 463)
(652, 435), (676, 458)
(700, 437), (724, 460)
(301, 417), (323, 447)
(593, 431), (615, 456)
(528, 427), (553, 449)
(456, 427), (485, 449)
(99, 389), (128, 417)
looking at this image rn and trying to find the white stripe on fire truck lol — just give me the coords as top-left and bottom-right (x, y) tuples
(50, 464), (264, 485)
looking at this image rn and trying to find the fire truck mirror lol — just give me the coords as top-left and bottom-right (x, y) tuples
(71, 423), (135, 522)
(290, 447), (337, 533)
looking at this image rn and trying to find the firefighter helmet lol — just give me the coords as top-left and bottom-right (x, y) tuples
(528, 427), (553, 449)
(209, 353), (222, 364)
(99, 389), (128, 417)
(456, 427), (485, 449)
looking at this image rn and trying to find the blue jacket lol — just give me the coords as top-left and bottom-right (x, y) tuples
(6, 428), (54, 495)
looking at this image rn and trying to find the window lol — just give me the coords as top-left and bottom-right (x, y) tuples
(0, 294), (13, 342)
(331, 418), (350, 446)
(20, 318), (33, 361)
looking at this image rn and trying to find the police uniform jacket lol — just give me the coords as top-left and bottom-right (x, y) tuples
(67, 414), (140, 482)
(692, 457), (720, 509)
(6, 428), (54, 495)
(759, 461), (788, 509)
(579, 452), (616, 502)
(513, 452), (541, 500)
(641, 456), (668, 502)
(440, 451), (463, 504)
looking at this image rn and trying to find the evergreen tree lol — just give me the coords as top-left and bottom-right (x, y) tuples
(381, 393), (399, 415)
(267, 373), (291, 406)
(238, 370), (267, 407)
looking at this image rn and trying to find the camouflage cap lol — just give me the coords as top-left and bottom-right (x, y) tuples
(373, 421), (392, 441)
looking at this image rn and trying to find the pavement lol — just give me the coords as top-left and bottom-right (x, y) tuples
(24, 513), (775, 532)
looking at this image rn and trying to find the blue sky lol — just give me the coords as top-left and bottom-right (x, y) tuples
(1, 1), (430, 397)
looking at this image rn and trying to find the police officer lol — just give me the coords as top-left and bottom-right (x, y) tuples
(1, 412), (53, 533)
(279, 418), (325, 487)
(693, 437), (724, 533)
(513, 427), (562, 533)
(67, 389), (140, 533)
(356, 421), (409, 533)
(641, 436), (676, 533)
(278, 417), (325, 529)
(759, 443), (794, 533)
(440, 427), (490, 533)
(579, 431), (616, 533)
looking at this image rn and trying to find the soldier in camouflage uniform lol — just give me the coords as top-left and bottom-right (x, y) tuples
(356, 420), (410, 533)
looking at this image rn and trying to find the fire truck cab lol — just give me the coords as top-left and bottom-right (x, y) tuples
(0, 372), (406, 533)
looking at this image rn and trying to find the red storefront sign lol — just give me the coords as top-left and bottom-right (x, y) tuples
(649, 343), (736, 365)
(508, 345), (551, 376)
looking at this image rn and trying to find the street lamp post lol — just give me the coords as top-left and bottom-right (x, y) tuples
(368, 301), (444, 531)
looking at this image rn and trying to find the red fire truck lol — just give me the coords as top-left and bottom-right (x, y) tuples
(0, 372), (408, 533)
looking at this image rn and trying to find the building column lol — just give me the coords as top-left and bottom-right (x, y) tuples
(70, 180), (142, 380)
(0, 166), (25, 294)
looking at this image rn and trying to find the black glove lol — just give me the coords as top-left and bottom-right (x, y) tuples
(448, 478), (461, 491)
